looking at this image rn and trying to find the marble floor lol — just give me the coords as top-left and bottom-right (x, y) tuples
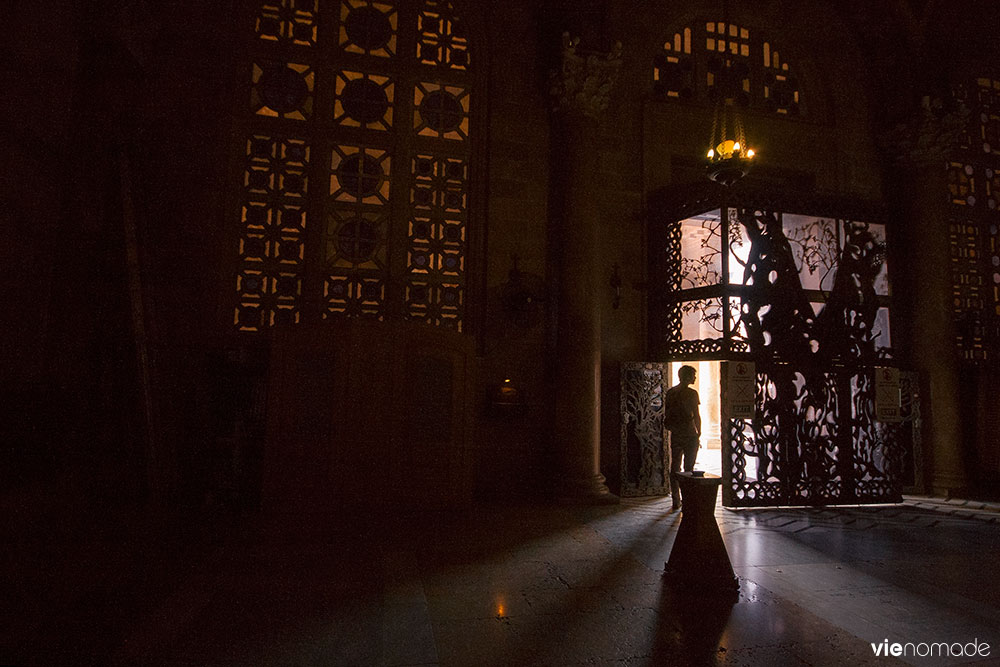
(4, 492), (1000, 666)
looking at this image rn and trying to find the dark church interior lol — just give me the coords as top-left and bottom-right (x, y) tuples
(4, 0), (1000, 664)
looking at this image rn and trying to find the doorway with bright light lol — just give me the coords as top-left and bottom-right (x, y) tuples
(664, 360), (723, 477)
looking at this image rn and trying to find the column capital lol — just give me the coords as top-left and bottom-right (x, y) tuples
(881, 96), (970, 168)
(549, 32), (623, 120)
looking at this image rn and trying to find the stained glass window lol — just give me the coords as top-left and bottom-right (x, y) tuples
(236, 0), (474, 332)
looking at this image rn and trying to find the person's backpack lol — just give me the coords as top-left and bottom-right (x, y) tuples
(662, 387), (690, 432)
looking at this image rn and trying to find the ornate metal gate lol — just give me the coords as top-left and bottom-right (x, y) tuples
(620, 362), (670, 497)
(724, 363), (905, 506)
(642, 186), (910, 507)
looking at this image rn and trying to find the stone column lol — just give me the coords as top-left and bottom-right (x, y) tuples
(886, 99), (969, 495)
(548, 34), (621, 503)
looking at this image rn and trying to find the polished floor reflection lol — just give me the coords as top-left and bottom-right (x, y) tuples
(4, 495), (1000, 666)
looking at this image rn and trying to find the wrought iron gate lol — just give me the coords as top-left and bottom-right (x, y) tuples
(638, 187), (911, 506)
(620, 362), (669, 497)
(619, 360), (909, 504)
(723, 362), (905, 506)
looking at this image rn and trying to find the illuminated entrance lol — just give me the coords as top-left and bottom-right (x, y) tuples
(666, 360), (723, 473)
(622, 193), (915, 507)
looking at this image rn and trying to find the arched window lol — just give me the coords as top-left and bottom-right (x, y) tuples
(653, 21), (802, 116)
(948, 76), (1000, 361)
(234, 0), (474, 332)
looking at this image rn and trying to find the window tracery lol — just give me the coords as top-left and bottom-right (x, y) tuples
(256, 0), (318, 47)
(947, 76), (1000, 361)
(652, 22), (802, 116)
(653, 28), (693, 99)
(235, 135), (309, 331)
(236, 0), (474, 332)
(418, 0), (469, 69)
(762, 41), (799, 115)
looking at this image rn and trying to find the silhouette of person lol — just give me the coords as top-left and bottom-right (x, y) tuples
(665, 365), (701, 511)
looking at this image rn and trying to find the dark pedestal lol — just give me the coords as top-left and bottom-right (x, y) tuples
(665, 472), (738, 591)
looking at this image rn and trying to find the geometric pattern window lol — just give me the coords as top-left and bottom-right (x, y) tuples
(653, 21), (802, 116)
(235, 136), (310, 330)
(235, 0), (473, 332)
(948, 76), (1000, 362)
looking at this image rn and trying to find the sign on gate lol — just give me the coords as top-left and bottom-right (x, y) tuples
(726, 361), (756, 419)
(876, 367), (902, 423)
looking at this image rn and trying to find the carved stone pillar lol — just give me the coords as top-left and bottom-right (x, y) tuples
(885, 99), (970, 495)
(548, 34), (621, 503)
